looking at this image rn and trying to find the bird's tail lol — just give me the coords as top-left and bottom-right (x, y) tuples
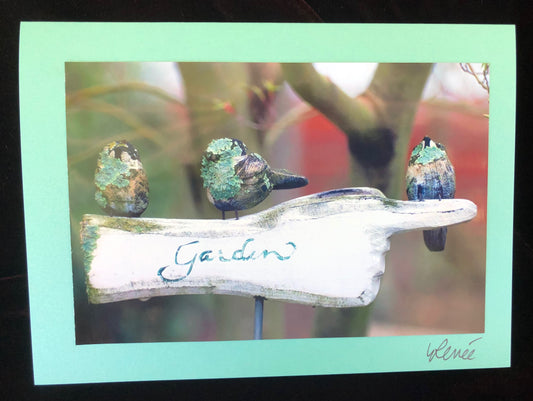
(270, 169), (309, 190)
(423, 227), (447, 252)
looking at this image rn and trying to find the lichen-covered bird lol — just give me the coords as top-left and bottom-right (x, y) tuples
(406, 136), (456, 251)
(94, 140), (149, 217)
(200, 138), (308, 219)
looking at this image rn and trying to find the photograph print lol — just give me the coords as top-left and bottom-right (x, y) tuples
(66, 61), (488, 344)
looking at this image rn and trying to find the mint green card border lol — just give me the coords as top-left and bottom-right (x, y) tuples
(19, 22), (515, 385)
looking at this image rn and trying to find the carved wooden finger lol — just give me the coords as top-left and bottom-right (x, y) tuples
(81, 187), (476, 307)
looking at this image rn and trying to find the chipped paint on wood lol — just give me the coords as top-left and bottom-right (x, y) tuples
(82, 188), (476, 307)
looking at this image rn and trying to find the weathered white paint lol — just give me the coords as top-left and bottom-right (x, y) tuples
(82, 188), (477, 307)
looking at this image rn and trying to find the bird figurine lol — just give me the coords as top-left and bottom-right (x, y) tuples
(200, 137), (308, 219)
(406, 136), (456, 251)
(94, 140), (149, 217)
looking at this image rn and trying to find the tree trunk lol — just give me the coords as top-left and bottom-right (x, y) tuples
(283, 62), (433, 337)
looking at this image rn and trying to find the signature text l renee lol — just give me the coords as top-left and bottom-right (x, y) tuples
(427, 337), (482, 362)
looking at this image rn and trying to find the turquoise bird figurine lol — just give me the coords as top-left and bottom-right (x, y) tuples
(94, 140), (149, 217)
(200, 138), (308, 219)
(406, 136), (456, 251)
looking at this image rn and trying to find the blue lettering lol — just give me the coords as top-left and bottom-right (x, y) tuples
(199, 250), (214, 262)
(259, 241), (296, 260)
(218, 249), (231, 262)
(158, 240), (198, 282)
(232, 238), (254, 261)
(158, 238), (297, 283)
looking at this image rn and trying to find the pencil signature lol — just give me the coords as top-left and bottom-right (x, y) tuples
(427, 337), (482, 362)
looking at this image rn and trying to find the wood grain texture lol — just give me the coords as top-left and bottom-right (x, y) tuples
(82, 188), (476, 307)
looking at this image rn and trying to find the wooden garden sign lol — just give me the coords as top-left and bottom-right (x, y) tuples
(82, 187), (476, 308)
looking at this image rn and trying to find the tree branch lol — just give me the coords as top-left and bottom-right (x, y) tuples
(66, 82), (186, 108)
(281, 63), (378, 135)
(282, 62), (433, 195)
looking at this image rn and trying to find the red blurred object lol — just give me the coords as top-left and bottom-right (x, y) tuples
(289, 99), (488, 335)
(295, 100), (488, 227)
(297, 114), (351, 195)
(410, 100), (489, 227)
(222, 101), (236, 115)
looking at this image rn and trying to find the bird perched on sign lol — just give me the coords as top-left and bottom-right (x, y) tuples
(406, 136), (456, 251)
(200, 137), (308, 219)
(94, 140), (149, 217)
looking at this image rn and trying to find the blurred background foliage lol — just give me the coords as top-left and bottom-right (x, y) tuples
(66, 62), (488, 343)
